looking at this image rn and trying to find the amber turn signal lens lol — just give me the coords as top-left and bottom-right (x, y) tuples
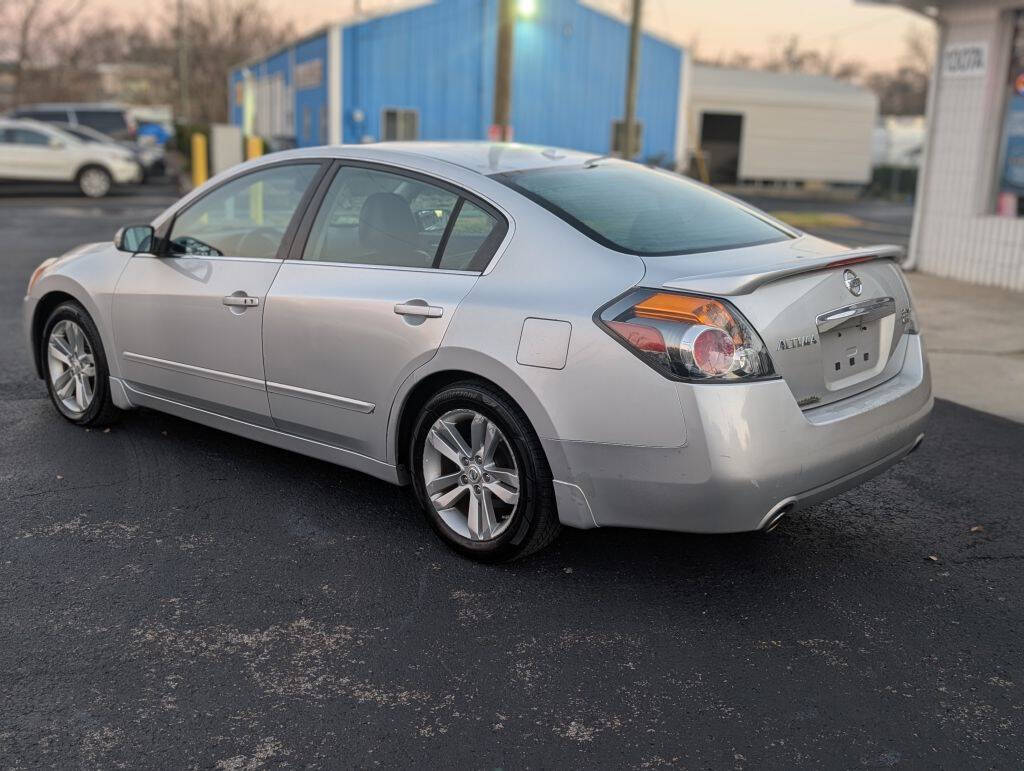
(633, 293), (742, 344)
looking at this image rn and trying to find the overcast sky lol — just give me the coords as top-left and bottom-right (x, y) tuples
(96, 0), (935, 72)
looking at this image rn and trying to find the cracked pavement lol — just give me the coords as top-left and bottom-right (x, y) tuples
(1, 187), (1022, 767)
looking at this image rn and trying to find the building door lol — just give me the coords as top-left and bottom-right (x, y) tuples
(700, 113), (743, 185)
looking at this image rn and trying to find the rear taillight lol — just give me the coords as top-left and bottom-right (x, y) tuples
(598, 289), (776, 382)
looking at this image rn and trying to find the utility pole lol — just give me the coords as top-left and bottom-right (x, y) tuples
(622, 0), (643, 158)
(177, 0), (190, 122)
(492, 0), (515, 141)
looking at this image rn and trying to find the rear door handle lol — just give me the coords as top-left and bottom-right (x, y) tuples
(394, 302), (443, 318)
(223, 294), (259, 307)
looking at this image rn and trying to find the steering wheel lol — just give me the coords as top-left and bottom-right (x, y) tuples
(236, 227), (282, 258)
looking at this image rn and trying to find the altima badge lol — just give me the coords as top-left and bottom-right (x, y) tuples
(777, 335), (818, 351)
(844, 269), (863, 296)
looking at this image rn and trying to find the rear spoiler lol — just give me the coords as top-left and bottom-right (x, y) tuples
(662, 245), (905, 296)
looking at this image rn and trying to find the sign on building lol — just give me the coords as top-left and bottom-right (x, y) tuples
(942, 42), (988, 78)
(294, 59), (323, 90)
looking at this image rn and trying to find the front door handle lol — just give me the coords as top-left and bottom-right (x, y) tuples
(223, 294), (259, 307)
(394, 301), (442, 318)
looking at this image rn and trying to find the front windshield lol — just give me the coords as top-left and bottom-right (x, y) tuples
(492, 160), (793, 256)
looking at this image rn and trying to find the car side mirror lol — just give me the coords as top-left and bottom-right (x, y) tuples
(114, 224), (155, 254)
(48, 137), (65, 149)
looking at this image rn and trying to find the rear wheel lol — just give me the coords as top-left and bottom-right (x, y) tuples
(41, 302), (121, 426)
(77, 165), (112, 198)
(410, 381), (560, 562)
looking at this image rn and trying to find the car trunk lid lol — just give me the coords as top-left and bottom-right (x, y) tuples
(641, 236), (915, 409)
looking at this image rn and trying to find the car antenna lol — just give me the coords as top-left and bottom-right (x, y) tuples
(583, 154), (611, 169)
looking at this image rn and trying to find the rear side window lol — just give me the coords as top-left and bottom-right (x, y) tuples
(493, 161), (792, 256)
(303, 165), (507, 271)
(74, 110), (128, 135)
(437, 202), (503, 270)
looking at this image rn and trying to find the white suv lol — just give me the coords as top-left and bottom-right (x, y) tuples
(0, 118), (142, 197)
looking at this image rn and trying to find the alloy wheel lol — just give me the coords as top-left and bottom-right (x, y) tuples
(80, 168), (111, 197)
(47, 319), (96, 415)
(422, 408), (521, 541)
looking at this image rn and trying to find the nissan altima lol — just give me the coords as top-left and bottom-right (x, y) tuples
(23, 143), (932, 561)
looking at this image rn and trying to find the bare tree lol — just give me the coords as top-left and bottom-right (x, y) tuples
(865, 27), (935, 115)
(0, 0), (88, 105)
(762, 34), (863, 81)
(175, 0), (296, 123)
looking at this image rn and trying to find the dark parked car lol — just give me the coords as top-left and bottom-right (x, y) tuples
(11, 103), (136, 142)
(51, 122), (165, 179)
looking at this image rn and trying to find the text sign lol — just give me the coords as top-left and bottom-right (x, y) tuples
(294, 59), (323, 90)
(942, 42), (988, 79)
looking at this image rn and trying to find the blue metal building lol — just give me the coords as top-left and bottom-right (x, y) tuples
(229, 0), (688, 165)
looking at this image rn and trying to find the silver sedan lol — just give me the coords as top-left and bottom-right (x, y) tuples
(23, 143), (932, 561)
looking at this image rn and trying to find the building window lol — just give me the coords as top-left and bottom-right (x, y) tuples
(996, 10), (1024, 217)
(302, 106), (312, 144)
(381, 108), (419, 141)
(611, 119), (645, 158)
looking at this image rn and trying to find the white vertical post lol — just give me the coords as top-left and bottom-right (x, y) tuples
(673, 48), (691, 173)
(327, 23), (343, 145)
(905, 16), (946, 271)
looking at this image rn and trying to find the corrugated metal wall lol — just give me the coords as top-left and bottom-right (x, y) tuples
(914, 3), (1024, 291)
(342, 0), (489, 144)
(294, 34), (328, 146)
(229, 0), (684, 163)
(504, 0), (681, 162)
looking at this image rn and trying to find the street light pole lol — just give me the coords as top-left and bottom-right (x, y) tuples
(493, 0), (515, 141)
(622, 0), (643, 158)
(177, 0), (190, 122)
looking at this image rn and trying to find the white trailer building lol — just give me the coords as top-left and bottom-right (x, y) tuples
(865, 0), (1024, 291)
(687, 64), (878, 187)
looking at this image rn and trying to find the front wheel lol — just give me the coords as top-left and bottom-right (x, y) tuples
(41, 302), (122, 426)
(410, 381), (561, 562)
(77, 166), (112, 198)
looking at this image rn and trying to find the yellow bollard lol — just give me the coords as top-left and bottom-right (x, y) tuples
(245, 135), (264, 161)
(191, 133), (208, 189)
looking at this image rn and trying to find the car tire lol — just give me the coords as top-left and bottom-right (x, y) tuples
(77, 165), (112, 198)
(41, 302), (122, 427)
(410, 380), (561, 562)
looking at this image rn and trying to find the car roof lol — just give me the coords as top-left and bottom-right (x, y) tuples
(263, 142), (597, 176)
(14, 102), (128, 111)
(0, 117), (58, 131)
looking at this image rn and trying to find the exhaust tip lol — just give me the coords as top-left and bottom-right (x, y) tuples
(760, 498), (797, 532)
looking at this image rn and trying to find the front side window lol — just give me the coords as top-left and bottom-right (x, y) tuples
(168, 164), (319, 258)
(493, 160), (792, 256)
(4, 129), (50, 146)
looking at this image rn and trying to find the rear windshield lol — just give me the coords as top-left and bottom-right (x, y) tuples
(492, 161), (793, 256)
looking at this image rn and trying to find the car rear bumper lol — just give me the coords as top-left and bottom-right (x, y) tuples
(546, 334), (933, 533)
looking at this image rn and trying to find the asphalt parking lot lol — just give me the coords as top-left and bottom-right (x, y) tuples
(2, 187), (1023, 768)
